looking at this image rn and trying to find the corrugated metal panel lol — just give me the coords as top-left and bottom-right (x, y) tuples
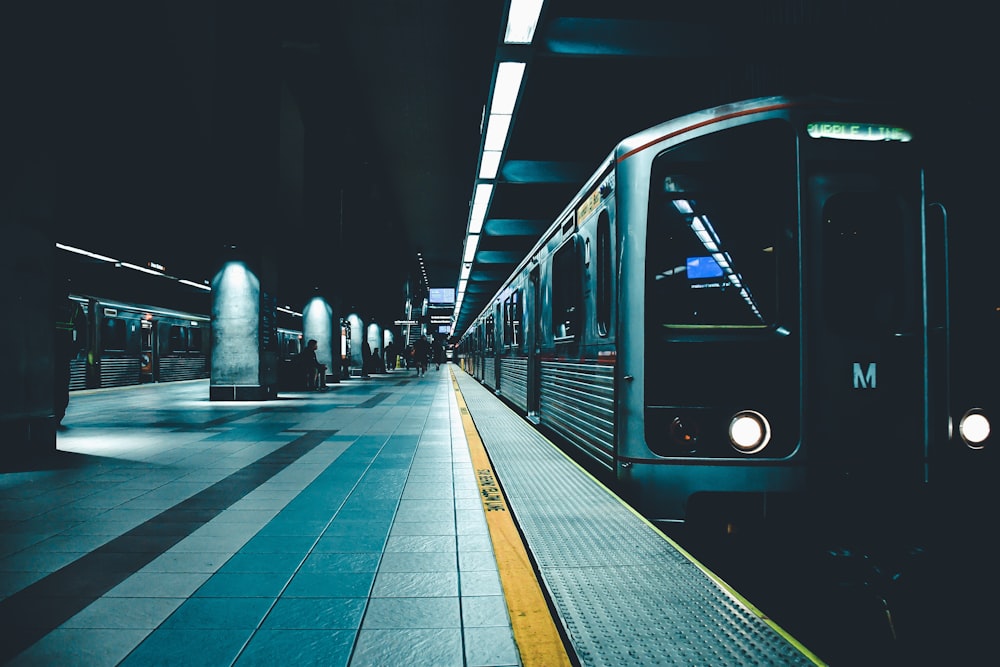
(69, 359), (87, 391)
(99, 357), (140, 388)
(540, 360), (615, 468)
(499, 356), (528, 412)
(159, 356), (209, 383)
(483, 356), (497, 390)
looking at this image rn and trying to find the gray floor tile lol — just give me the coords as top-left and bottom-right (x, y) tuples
(371, 571), (459, 598)
(260, 597), (366, 630)
(465, 626), (522, 667)
(361, 597), (460, 629)
(235, 628), (355, 666)
(350, 628), (463, 667)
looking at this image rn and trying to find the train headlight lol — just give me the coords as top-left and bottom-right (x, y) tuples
(729, 410), (771, 454)
(959, 409), (990, 449)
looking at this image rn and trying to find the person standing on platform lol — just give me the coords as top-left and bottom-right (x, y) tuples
(384, 341), (394, 372)
(433, 338), (445, 371)
(361, 340), (372, 378)
(413, 335), (431, 377)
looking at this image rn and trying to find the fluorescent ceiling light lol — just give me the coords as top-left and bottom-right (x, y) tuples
(504, 0), (544, 44)
(484, 114), (511, 151)
(463, 235), (479, 263)
(179, 279), (211, 291)
(55, 243), (118, 263)
(491, 62), (525, 114)
(473, 182), (494, 207)
(469, 209), (487, 235)
(479, 151), (502, 179)
(460, 263), (472, 280)
(120, 262), (164, 276)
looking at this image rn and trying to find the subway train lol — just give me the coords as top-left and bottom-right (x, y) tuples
(62, 294), (304, 391)
(458, 95), (994, 528)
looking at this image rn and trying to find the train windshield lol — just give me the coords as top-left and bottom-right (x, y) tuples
(646, 120), (796, 329)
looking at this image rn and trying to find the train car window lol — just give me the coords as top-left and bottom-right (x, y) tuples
(102, 318), (127, 352)
(189, 327), (203, 352)
(512, 289), (522, 349)
(552, 238), (582, 344)
(503, 296), (513, 347)
(596, 211), (612, 337)
(168, 326), (188, 352)
(485, 314), (495, 350)
(647, 120), (794, 329)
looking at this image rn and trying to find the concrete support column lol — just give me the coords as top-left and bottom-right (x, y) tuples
(346, 313), (364, 376)
(209, 257), (279, 401)
(0, 223), (56, 457)
(302, 296), (333, 386)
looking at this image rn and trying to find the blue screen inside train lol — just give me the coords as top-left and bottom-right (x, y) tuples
(686, 256), (723, 279)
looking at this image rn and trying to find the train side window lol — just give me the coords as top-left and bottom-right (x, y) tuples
(102, 318), (126, 352)
(485, 314), (495, 351)
(512, 289), (522, 349)
(596, 211), (612, 337)
(189, 327), (203, 352)
(503, 296), (513, 347)
(552, 238), (582, 344)
(169, 326), (187, 352)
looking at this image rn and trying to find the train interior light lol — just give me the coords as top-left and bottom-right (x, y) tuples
(959, 409), (990, 448)
(729, 411), (771, 454)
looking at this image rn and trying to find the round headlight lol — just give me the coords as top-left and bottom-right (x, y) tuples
(729, 410), (771, 454)
(959, 409), (990, 448)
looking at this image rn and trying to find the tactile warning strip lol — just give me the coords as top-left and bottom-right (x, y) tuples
(455, 372), (819, 667)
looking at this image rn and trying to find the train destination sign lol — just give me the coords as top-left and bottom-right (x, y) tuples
(806, 122), (911, 142)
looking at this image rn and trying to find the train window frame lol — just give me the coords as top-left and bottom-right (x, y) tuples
(503, 295), (513, 348)
(168, 325), (188, 353)
(596, 210), (612, 337)
(551, 236), (583, 346)
(645, 119), (795, 332)
(101, 317), (127, 353)
(485, 313), (495, 351)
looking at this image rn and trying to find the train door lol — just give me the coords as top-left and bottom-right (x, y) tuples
(493, 302), (502, 392)
(140, 319), (154, 382)
(527, 267), (541, 420)
(804, 159), (937, 511)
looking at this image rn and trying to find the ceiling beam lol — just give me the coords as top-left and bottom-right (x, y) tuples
(482, 218), (550, 237)
(500, 160), (592, 184)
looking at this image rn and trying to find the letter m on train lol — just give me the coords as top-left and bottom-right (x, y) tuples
(853, 362), (876, 389)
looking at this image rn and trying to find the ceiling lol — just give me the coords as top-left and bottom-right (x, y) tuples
(4, 1), (992, 336)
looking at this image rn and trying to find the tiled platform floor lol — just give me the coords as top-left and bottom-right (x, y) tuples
(0, 367), (520, 666)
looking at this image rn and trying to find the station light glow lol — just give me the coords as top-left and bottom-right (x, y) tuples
(480, 151), (502, 179)
(463, 235), (479, 263)
(179, 279), (212, 291)
(55, 243), (118, 263)
(504, 0), (545, 44)
(492, 62), (526, 115)
(120, 262), (164, 276)
(484, 113), (512, 151)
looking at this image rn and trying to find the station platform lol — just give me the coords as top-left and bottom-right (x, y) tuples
(0, 367), (822, 666)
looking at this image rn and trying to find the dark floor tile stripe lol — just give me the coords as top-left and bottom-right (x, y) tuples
(0, 429), (336, 664)
(356, 392), (391, 409)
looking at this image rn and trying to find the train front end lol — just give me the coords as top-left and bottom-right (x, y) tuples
(616, 98), (989, 527)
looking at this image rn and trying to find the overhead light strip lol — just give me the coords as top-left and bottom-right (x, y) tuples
(504, 0), (545, 44)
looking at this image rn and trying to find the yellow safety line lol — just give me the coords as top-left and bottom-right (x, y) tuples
(451, 371), (573, 667)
